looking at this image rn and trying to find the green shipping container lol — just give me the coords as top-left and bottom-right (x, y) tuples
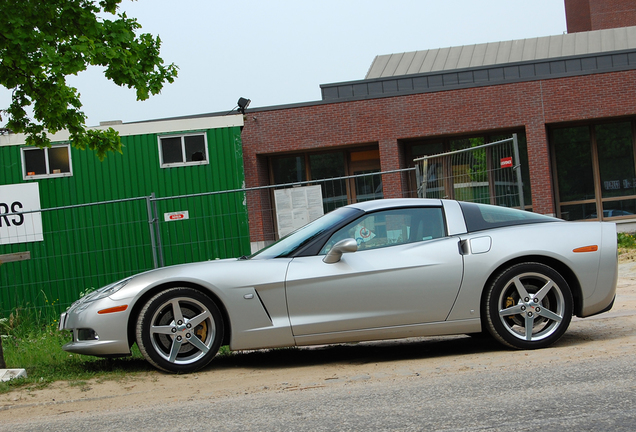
(0, 115), (250, 316)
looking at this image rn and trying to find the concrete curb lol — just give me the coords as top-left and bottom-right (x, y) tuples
(0, 369), (27, 382)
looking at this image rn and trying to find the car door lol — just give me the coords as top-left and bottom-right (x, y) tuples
(285, 206), (464, 337)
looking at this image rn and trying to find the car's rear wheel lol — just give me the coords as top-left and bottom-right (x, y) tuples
(136, 287), (223, 373)
(484, 262), (573, 349)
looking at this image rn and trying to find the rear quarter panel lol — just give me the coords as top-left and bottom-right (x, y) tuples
(447, 221), (617, 322)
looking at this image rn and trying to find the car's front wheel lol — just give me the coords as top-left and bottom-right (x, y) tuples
(136, 287), (224, 373)
(484, 262), (573, 350)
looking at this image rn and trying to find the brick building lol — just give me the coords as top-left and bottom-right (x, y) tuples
(565, 0), (636, 32)
(241, 0), (636, 250)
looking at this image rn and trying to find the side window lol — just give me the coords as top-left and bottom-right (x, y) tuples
(22, 144), (72, 180)
(320, 207), (445, 254)
(158, 133), (208, 168)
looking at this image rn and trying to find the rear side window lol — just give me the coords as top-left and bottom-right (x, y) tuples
(460, 202), (558, 232)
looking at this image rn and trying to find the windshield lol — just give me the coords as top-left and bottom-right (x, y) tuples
(249, 206), (361, 259)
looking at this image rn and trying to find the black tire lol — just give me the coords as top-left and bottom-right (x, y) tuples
(136, 287), (224, 373)
(483, 262), (573, 350)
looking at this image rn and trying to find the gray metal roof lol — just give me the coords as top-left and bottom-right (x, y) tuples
(366, 26), (636, 79)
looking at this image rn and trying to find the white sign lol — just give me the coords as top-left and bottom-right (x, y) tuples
(0, 183), (44, 245)
(164, 211), (190, 222)
(274, 186), (324, 237)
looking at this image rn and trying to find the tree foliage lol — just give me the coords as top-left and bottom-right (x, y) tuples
(0, 0), (178, 160)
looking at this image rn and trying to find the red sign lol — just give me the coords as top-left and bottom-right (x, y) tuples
(164, 211), (189, 222)
(500, 157), (513, 168)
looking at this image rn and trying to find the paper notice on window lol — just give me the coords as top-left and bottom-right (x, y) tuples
(307, 187), (323, 208)
(291, 188), (307, 208)
(276, 191), (292, 210)
(274, 186), (324, 238)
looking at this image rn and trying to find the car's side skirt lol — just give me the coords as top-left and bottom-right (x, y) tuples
(292, 318), (482, 346)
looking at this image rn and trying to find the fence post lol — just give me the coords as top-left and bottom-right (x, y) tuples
(512, 133), (525, 210)
(151, 193), (165, 267)
(146, 194), (159, 269)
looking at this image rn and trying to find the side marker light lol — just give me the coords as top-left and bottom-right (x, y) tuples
(573, 245), (598, 253)
(98, 305), (129, 314)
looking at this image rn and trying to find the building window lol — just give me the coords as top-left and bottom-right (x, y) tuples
(21, 144), (72, 179)
(403, 131), (531, 209)
(552, 120), (636, 221)
(269, 147), (382, 213)
(158, 133), (208, 167)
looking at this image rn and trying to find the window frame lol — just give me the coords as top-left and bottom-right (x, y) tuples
(550, 118), (636, 221)
(21, 144), (73, 180)
(158, 133), (210, 168)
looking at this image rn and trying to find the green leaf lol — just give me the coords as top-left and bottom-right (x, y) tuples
(0, 0), (178, 159)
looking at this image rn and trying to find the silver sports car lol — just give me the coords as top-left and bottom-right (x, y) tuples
(59, 199), (618, 373)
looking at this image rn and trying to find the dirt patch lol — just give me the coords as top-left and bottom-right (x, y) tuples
(619, 248), (636, 263)
(2, 264), (635, 421)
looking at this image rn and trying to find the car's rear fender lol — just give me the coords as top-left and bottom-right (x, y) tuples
(447, 222), (613, 322)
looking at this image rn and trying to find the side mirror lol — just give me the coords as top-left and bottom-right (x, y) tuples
(323, 238), (358, 264)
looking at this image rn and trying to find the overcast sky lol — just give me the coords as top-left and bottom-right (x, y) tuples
(1, 0), (567, 127)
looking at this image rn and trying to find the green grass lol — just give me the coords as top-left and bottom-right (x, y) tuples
(0, 309), (151, 394)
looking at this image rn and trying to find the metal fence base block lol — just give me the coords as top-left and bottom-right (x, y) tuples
(0, 369), (27, 382)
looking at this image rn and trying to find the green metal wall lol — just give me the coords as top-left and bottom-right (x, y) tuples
(0, 126), (250, 316)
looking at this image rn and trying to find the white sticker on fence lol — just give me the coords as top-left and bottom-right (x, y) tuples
(0, 183), (44, 245)
(164, 211), (189, 222)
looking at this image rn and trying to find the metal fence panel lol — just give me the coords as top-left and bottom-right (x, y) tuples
(0, 168), (415, 316)
(415, 135), (525, 208)
(152, 191), (251, 266)
(0, 198), (153, 316)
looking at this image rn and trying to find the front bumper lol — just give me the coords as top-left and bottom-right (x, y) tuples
(59, 296), (132, 357)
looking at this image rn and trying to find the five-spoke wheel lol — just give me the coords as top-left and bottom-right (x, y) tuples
(136, 287), (223, 373)
(484, 262), (573, 349)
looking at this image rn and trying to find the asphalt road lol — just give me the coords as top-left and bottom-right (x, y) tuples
(3, 350), (635, 432)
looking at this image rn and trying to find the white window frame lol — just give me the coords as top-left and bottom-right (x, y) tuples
(158, 133), (210, 168)
(21, 144), (73, 180)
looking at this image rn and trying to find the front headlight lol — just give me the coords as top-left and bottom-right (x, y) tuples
(87, 278), (132, 302)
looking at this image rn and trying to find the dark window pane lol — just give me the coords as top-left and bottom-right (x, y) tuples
(450, 137), (484, 151)
(560, 202), (597, 221)
(184, 135), (206, 162)
(411, 142), (444, 158)
(161, 137), (183, 164)
(310, 153), (346, 211)
(272, 156), (305, 184)
(49, 146), (70, 173)
(24, 148), (47, 176)
(553, 127), (594, 202)
(602, 200), (636, 218)
(354, 170), (383, 203)
(596, 122), (635, 198)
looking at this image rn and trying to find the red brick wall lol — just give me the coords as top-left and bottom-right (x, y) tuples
(242, 69), (636, 242)
(590, 0), (636, 30)
(565, 0), (592, 32)
(566, 0), (636, 32)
